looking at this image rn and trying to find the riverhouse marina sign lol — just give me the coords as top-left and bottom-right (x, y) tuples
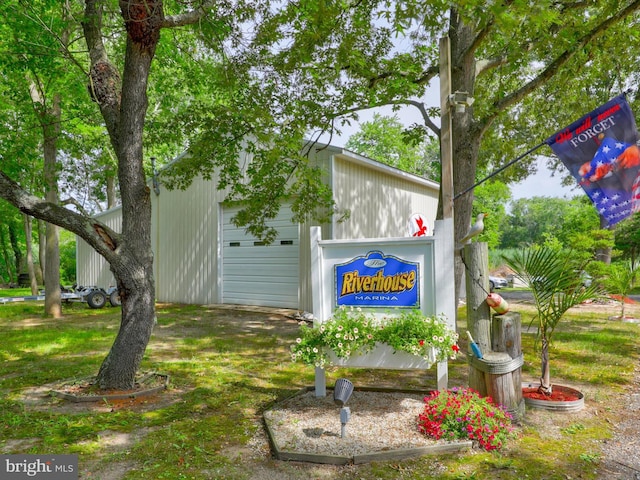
(335, 252), (420, 308)
(310, 220), (456, 394)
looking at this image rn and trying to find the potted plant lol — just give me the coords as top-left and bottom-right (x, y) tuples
(290, 306), (459, 369)
(503, 247), (600, 400)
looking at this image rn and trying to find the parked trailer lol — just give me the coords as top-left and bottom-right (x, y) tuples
(0, 286), (120, 309)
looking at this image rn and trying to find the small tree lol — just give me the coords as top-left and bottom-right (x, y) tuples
(503, 247), (600, 395)
(605, 260), (639, 320)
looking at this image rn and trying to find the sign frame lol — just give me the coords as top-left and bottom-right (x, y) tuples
(310, 218), (455, 394)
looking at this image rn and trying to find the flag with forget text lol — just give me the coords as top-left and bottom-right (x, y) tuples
(544, 94), (640, 226)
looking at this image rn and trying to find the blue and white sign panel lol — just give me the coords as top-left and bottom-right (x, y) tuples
(335, 251), (419, 308)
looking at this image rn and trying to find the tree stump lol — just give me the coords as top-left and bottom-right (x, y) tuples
(468, 312), (524, 420)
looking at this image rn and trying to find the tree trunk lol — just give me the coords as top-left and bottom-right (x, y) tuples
(42, 94), (62, 318)
(106, 174), (116, 209)
(37, 219), (45, 277)
(595, 215), (612, 264)
(539, 336), (552, 394)
(449, 13), (483, 306)
(0, 226), (15, 284)
(89, 0), (160, 389)
(8, 221), (23, 276)
(23, 215), (39, 295)
(96, 258), (155, 389)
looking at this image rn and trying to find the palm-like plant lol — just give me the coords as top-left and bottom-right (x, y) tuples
(503, 247), (600, 395)
(605, 260), (638, 320)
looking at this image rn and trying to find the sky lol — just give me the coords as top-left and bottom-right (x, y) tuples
(509, 157), (580, 200)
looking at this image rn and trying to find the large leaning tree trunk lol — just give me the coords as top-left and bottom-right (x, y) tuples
(80, 0), (159, 389)
(0, 169), (152, 389)
(0, 0), (175, 390)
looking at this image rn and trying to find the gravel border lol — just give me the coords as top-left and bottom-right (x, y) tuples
(263, 388), (471, 464)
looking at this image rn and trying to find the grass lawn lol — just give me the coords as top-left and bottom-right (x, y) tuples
(0, 296), (638, 479)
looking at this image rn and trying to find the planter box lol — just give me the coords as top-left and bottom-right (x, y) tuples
(327, 342), (436, 370)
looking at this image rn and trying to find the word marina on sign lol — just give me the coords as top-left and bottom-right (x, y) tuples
(339, 270), (416, 297)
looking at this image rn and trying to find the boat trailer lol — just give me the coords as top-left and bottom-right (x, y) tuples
(0, 285), (120, 309)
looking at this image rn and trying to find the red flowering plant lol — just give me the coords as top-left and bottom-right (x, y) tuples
(418, 387), (514, 451)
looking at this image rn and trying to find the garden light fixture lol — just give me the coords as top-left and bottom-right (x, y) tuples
(333, 378), (354, 439)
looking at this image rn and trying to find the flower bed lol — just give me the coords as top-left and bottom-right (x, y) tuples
(418, 387), (514, 451)
(290, 307), (459, 369)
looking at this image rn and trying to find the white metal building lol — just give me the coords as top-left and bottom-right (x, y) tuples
(76, 144), (440, 311)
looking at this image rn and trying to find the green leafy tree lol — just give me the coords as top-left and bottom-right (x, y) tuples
(59, 230), (76, 284)
(253, 1), (640, 302)
(614, 212), (640, 263)
(0, 1), (335, 390)
(604, 260), (638, 320)
(501, 197), (600, 249)
(468, 181), (511, 249)
(0, 202), (24, 284)
(346, 114), (439, 179)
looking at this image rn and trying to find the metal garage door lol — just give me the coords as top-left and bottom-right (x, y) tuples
(222, 205), (300, 308)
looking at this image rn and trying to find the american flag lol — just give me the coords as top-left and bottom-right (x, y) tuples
(545, 95), (640, 226)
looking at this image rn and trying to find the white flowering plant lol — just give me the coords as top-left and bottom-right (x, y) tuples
(376, 309), (460, 361)
(291, 306), (459, 369)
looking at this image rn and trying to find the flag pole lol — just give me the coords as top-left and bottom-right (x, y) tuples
(453, 142), (546, 201)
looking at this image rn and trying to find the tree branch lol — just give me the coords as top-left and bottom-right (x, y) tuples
(478, 0), (640, 134)
(368, 64), (438, 89)
(82, 0), (121, 146)
(335, 99), (441, 138)
(60, 197), (91, 216)
(161, 1), (215, 28)
(0, 171), (120, 263)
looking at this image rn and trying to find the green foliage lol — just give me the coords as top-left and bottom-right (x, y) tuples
(604, 260), (638, 319)
(59, 230), (76, 284)
(291, 307), (459, 368)
(503, 247), (601, 390)
(501, 197), (600, 249)
(470, 181), (511, 248)
(376, 310), (460, 360)
(345, 114), (439, 179)
(504, 247), (600, 345)
(418, 388), (514, 451)
(291, 307), (378, 368)
(614, 212), (640, 262)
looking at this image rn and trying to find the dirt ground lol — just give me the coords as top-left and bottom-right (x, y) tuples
(9, 300), (640, 479)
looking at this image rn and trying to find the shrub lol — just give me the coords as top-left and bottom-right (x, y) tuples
(418, 387), (514, 451)
(291, 306), (459, 369)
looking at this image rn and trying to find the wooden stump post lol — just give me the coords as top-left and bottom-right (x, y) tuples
(464, 243), (491, 354)
(467, 313), (524, 420)
(465, 243), (524, 420)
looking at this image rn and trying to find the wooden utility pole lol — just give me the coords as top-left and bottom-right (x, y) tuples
(439, 36), (454, 222)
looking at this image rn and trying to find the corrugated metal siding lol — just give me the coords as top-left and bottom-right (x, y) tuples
(75, 146), (439, 312)
(76, 208), (121, 288)
(298, 148), (333, 312)
(154, 176), (222, 304)
(330, 155), (439, 239)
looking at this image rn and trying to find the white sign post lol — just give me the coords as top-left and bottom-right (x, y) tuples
(310, 218), (456, 396)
